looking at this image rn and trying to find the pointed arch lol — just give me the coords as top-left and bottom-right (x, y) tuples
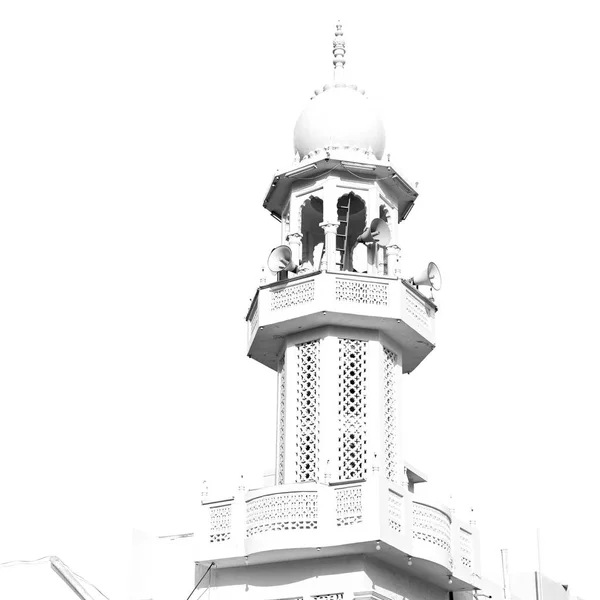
(299, 195), (325, 268)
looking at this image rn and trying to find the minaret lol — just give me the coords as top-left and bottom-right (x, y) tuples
(193, 24), (481, 600)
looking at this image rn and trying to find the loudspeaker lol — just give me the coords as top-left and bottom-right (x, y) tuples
(357, 218), (391, 247)
(267, 245), (298, 273)
(411, 262), (442, 290)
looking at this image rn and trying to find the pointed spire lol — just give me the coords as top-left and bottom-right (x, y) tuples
(332, 21), (346, 82)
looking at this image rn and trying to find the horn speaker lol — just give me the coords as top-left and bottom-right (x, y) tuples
(357, 218), (391, 247)
(267, 245), (298, 273)
(411, 262), (442, 290)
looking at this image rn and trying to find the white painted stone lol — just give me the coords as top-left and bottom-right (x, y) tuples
(131, 23), (481, 600)
(294, 85), (386, 160)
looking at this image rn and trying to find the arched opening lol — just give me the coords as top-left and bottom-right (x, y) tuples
(336, 192), (366, 271)
(300, 196), (325, 270)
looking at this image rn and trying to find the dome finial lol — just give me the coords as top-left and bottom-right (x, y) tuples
(332, 21), (346, 82)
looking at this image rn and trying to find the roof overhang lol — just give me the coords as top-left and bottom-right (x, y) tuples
(262, 154), (418, 222)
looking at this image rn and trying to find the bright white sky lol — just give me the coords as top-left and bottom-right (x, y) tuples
(1, 2), (599, 599)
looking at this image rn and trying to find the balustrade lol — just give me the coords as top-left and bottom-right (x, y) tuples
(201, 481), (478, 586)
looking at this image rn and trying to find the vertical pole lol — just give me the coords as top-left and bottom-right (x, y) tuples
(501, 549), (512, 600)
(536, 528), (544, 600)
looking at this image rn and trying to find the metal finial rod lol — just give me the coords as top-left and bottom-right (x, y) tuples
(333, 21), (346, 81)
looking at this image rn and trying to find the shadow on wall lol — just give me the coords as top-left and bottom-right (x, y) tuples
(206, 554), (366, 589)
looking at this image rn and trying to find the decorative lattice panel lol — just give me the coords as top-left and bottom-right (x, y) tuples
(404, 289), (431, 330)
(246, 492), (318, 537)
(388, 490), (403, 533)
(412, 503), (451, 552)
(271, 280), (315, 310)
(335, 279), (388, 306)
(277, 356), (286, 485)
(335, 485), (363, 526)
(460, 528), (473, 569)
(296, 340), (320, 482)
(338, 339), (367, 481)
(312, 595), (344, 600)
(383, 347), (398, 482)
(209, 504), (231, 543)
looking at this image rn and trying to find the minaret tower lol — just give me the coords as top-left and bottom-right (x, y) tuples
(193, 24), (481, 600)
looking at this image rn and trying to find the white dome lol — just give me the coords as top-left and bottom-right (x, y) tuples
(293, 83), (386, 159)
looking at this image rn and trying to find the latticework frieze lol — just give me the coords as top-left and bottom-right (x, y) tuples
(338, 339), (367, 481)
(209, 504), (232, 543)
(383, 348), (398, 483)
(277, 356), (286, 485)
(459, 528), (473, 569)
(245, 492), (318, 537)
(404, 290), (431, 330)
(388, 489), (403, 533)
(335, 485), (363, 526)
(335, 279), (388, 306)
(296, 340), (320, 482)
(271, 280), (315, 310)
(412, 503), (451, 552)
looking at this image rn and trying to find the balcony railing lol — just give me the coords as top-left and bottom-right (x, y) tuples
(246, 271), (437, 373)
(197, 478), (479, 587)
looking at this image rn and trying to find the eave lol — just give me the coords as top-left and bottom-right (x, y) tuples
(262, 153), (419, 222)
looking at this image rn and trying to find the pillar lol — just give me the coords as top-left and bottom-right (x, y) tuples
(320, 221), (339, 272)
(386, 244), (401, 278)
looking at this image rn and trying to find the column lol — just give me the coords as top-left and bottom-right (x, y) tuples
(367, 242), (377, 275)
(386, 244), (401, 278)
(319, 221), (339, 272)
(366, 340), (384, 477)
(275, 351), (287, 485)
(317, 335), (338, 483)
(377, 247), (386, 276)
(394, 349), (405, 486)
(284, 341), (298, 483)
(286, 232), (302, 271)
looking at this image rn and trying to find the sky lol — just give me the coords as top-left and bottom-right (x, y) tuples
(1, 1), (599, 599)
